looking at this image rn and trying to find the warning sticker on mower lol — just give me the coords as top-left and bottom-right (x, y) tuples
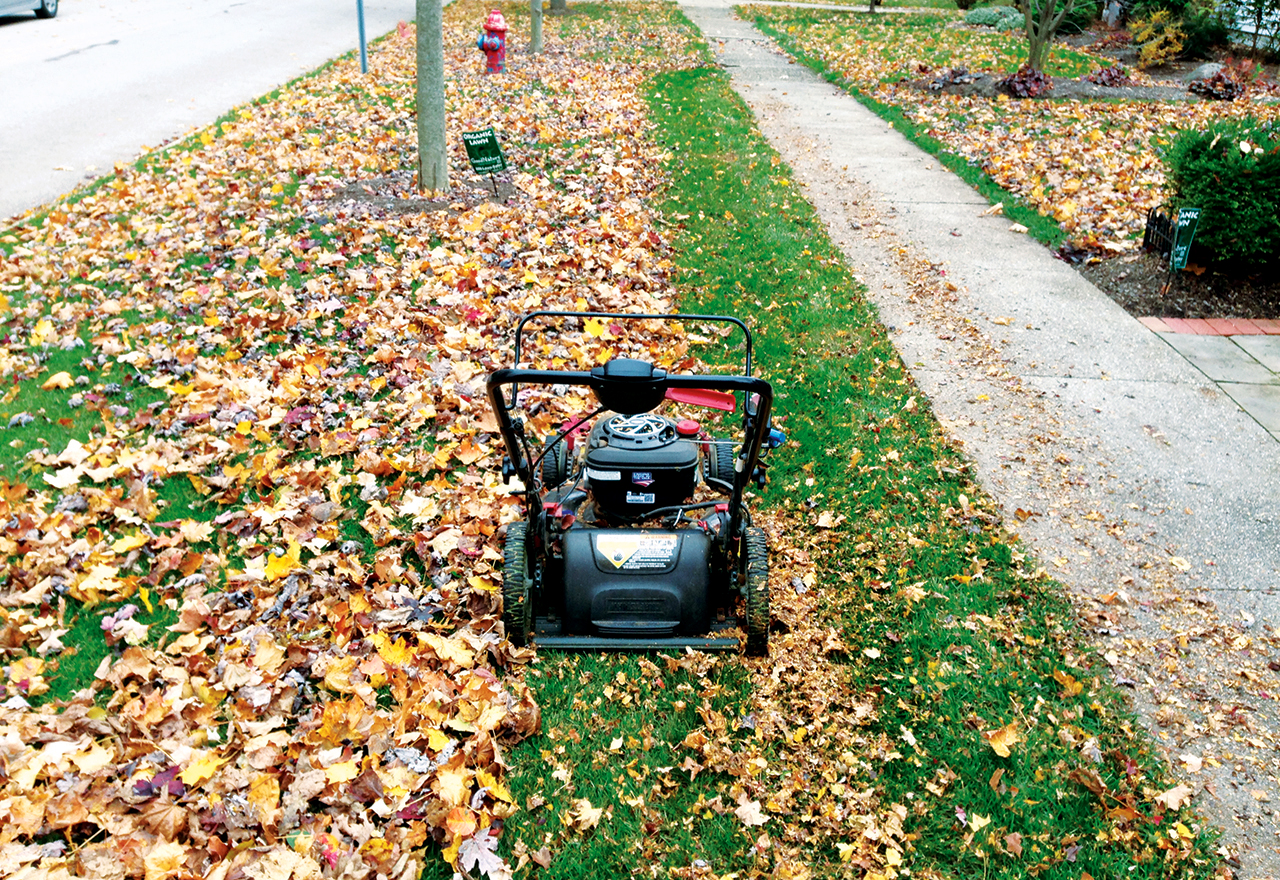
(586, 467), (621, 481)
(594, 534), (679, 570)
(625, 491), (656, 505)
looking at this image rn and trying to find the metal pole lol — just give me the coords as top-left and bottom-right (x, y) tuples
(357, 0), (368, 73)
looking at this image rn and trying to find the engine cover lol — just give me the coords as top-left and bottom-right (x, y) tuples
(585, 413), (698, 517)
(562, 529), (711, 637)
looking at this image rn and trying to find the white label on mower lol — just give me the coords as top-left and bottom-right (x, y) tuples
(586, 468), (621, 481)
(625, 491), (656, 505)
(595, 534), (679, 570)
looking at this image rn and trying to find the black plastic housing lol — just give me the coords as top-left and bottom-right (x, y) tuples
(584, 415), (698, 517)
(562, 529), (711, 636)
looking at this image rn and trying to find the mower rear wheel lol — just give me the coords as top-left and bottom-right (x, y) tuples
(742, 527), (769, 655)
(542, 440), (569, 488)
(502, 522), (533, 646)
(706, 438), (736, 488)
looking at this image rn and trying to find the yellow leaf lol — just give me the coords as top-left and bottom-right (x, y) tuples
(139, 586), (153, 614)
(236, 420), (253, 435)
(143, 841), (188, 880)
(425, 728), (452, 751)
(584, 317), (608, 337)
(467, 575), (496, 592)
(265, 542), (302, 581)
(969, 813), (991, 832)
(477, 767), (513, 803)
(372, 633), (415, 667)
(323, 655), (358, 692)
(248, 772), (281, 817)
(434, 760), (474, 806)
(324, 760), (359, 785)
(112, 533), (149, 554)
(29, 318), (53, 346)
(984, 721), (1021, 758)
(178, 751), (228, 787)
(1054, 669), (1084, 696)
(40, 371), (74, 390)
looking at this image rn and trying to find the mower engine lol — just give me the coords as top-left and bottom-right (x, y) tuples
(584, 413), (700, 518)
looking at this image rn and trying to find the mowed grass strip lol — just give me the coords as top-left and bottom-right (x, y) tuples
(489, 43), (1222, 878)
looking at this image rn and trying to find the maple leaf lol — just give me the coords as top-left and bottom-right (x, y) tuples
(735, 799), (768, 827)
(177, 751), (227, 788)
(142, 840), (188, 880)
(1154, 783), (1195, 811)
(458, 832), (512, 880)
(265, 541), (302, 580)
(568, 798), (606, 832)
(983, 721), (1021, 757)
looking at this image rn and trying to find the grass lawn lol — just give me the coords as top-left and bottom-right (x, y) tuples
(745, 4), (1280, 250)
(0, 1), (1225, 878)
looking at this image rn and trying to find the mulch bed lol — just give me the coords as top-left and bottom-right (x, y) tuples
(1076, 248), (1280, 319)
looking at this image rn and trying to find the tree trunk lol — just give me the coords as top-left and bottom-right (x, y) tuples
(416, 0), (448, 193)
(530, 0), (544, 52)
(1020, 0), (1073, 71)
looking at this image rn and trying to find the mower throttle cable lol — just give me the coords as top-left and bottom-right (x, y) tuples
(527, 405), (605, 480)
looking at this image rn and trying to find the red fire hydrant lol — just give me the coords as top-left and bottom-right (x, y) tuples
(477, 9), (507, 74)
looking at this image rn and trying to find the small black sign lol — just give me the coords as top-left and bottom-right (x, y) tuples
(462, 128), (508, 175)
(1171, 207), (1201, 271)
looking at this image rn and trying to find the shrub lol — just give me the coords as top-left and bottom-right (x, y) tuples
(965, 5), (1026, 28)
(1086, 63), (1134, 83)
(999, 64), (1055, 95)
(1165, 118), (1280, 265)
(1132, 9), (1186, 65)
(1129, 0), (1229, 56)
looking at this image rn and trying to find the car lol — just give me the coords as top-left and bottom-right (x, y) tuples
(0, 0), (57, 18)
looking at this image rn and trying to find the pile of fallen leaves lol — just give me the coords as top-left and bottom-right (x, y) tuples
(0, 3), (710, 878)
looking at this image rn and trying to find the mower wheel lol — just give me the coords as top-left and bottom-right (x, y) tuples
(542, 440), (569, 488)
(502, 522), (533, 646)
(743, 526), (769, 655)
(706, 438), (736, 488)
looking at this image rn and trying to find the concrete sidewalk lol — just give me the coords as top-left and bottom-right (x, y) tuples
(673, 0), (1280, 873)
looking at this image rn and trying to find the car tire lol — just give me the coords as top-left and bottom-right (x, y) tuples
(35, 0), (57, 18)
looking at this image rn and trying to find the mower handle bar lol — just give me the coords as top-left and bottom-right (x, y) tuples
(512, 311), (754, 396)
(486, 366), (774, 545)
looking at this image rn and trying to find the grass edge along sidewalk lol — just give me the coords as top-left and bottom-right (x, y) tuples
(747, 7), (1071, 252)
(491, 43), (1224, 880)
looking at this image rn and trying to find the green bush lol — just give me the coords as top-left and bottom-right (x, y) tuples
(965, 5), (1026, 29)
(1165, 117), (1280, 265)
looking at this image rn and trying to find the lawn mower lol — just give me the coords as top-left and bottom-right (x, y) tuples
(485, 311), (784, 655)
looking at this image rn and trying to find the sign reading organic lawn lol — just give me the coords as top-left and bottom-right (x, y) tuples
(462, 128), (508, 175)
(1171, 207), (1202, 271)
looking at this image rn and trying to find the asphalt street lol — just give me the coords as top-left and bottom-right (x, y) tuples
(0, 0), (415, 221)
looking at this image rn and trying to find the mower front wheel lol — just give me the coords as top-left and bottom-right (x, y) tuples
(743, 527), (769, 655)
(503, 522), (534, 646)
